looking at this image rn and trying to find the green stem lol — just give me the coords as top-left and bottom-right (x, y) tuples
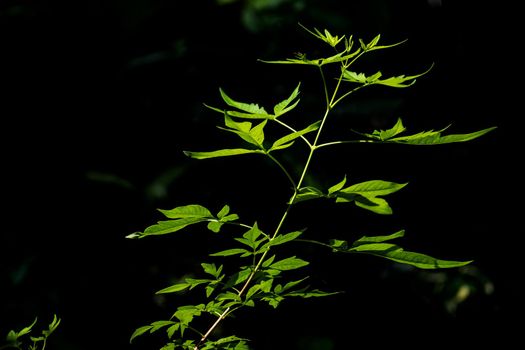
(195, 58), (347, 350)
(273, 119), (312, 147)
(266, 153), (297, 190)
(315, 139), (375, 150)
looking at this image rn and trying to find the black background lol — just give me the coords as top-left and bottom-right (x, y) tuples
(1, 1), (522, 349)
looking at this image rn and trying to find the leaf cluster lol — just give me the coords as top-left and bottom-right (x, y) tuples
(1, 315), (60, 350)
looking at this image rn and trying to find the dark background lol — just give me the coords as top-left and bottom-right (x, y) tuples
(1, 1), (522, 349)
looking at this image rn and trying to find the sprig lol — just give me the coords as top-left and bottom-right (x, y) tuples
(129, 24), (495, 349)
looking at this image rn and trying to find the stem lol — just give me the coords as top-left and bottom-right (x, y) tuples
(316, 139), (375, 150)
(266, 153), (297, 190)
(273, 119), (312, 147)
(195, 59), (350, 350)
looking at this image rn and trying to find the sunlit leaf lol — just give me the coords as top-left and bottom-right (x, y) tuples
(351, 243), (472, 269)
(327, 175), (347, 195)
(270, 256), (309, 271)
(259, 230), (305, 251)
(338, 180), (408, 197)
(129, 216), (210, 238)
(130, 325), (153, 343)
(273, 83), (301, 117)
(210, 248), (251, 257)
(219, 88), (268, 115)
(183, 148), (264, 159)
(391, 126), (497, 145)
(354, 196), (393, 215)
(155, 282), (191, 294)
(159, 205), (212, 219)
(353, 230), (405, 244)
(201, 263), (223, 279)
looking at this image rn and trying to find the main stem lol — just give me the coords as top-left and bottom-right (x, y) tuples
(195, 66), (343, 349)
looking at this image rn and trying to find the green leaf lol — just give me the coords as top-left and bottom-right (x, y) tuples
(351, 243), (472, 269)
(201, 263), (222, 278)
(354, 196), (393, 215)
(262, 255), (276, 268)
(353, 230), (405, 245)
(160, 343), (176, 350)
(43, 315), (60, 337)
(374, 64), (433, 88)
(214, 336), (249, 345)
(270, 256), (309, 271)
(219, 88), (269, 115)
(150, 320), (177, 333)
(391, 126), (497, 145)
(219, 116), (267, 147)
(299, 24), (345, 48)
(131, 217), (209, 238)
(342, 70), (367, 83)
(292, 186), (325, 204)
(18, 318), (38, 338)
(327, 175), (347, 195)
(156, 282), (191, 294)
(273, 83), (301, 117)
(377, 118), (406, 140)
(183, 148), (265, 159)
(328, 239), (348, 251)
(130, 325), (153, 343)
(207, 221), (223, 233)
(352, 230), (405, 246)
(259, 230), (305, 251)
(338, 180), (408, 197)
(320, 49), (361, 65)
(270, 120), (321, 151)
(333, 180), (407, 214)
(159, 204), (213, 219)
(355, 118), (496, 146)
(173, 304), (204, 325)
(216, 205), (230, 219)
(285, 289), (340, 298)
(242, 223), (264, 247)
(166, 324), (180, 339)
(210, 248), (251, 257)
(359, 34), (381, 50)
(280, 277), (309, 293)
(225, 268), (252, 288)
